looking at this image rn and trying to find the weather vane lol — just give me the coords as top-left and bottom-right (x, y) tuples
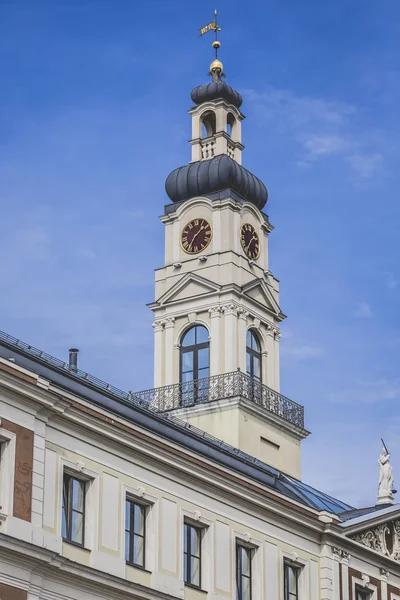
(198, 10), (224, 80)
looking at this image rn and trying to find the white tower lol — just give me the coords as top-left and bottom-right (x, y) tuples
(148, 33), (308, 477)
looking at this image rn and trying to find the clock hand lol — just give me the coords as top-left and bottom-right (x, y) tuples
(188, 225), (206, 251)
(245, 235), (257, 253)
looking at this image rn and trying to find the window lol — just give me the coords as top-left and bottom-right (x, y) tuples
(180, 325), (210, 404)
(125, 499), (146, 568)
(227, 112), (235, 138)
(201, 111), (216, 138)
(236, 544), (252, 600)
(246, 330), (261, 381)
(284, 563), (300, 600)
(184, 523), (201, 587)
(356, 589), (371, 600)
(62, 473), (85, 546)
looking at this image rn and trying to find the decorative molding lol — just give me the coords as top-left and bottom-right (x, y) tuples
(351, 519), (400, 561)
(152, 320), (165, 332)
(332, 547), (342, 561)
(164, 317), (175, 329)
(341, 551), (350, 566)
(380, 568), (389, 582)
(208, 306), (222, 318)
(221, 303), (239, 316)
(193, 510), (201, 521)
(237, 308), (249, 321)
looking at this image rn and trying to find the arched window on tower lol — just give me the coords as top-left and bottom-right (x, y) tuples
(246, 330), (262, 381)
(227, 112), (235, 138)
(180, 325), (210, 404)
(201, 111), (216, 138)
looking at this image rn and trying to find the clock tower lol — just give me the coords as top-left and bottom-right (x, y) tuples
(148, 27), (308, 477)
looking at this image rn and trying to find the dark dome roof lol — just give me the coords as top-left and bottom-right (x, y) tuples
(165, 155), (268, 210)
(191, 81), (243, 109)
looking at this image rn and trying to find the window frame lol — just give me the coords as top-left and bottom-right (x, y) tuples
(355, 587), (372, 600)
(0, 430), (16, 522)
(236, 543), (252, 600)
(62, 472), (86, 548)
(184, 522), (202, 589)
(246, 330), (262, 381)
(180, 325), (210, 383)
(284, 562), (300, 600)
(125, 498), (147, 569)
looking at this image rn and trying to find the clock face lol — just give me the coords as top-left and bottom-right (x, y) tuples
(181, 218), (212, 254)
(240, 223), (260, 260)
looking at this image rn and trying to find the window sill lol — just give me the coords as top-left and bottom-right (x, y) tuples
(184, 583), (208, 594)
(126, 562), (152, 574)
(62, 539), (91, 552)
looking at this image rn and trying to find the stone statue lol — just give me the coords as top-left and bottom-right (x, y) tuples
(377, 446), (394, 505)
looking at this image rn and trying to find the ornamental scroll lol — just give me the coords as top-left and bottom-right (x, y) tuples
(351, 520), (400, 561)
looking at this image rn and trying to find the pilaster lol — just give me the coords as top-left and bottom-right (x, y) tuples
(164, 318), (175, 386)
(152, 320), (165, 388)
(222, 304), (238, 372)
(237, 308), (249, 373)
(209, 307), (221, 376)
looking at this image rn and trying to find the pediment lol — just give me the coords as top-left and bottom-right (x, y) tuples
(156, 273), (221, 306)
(242, 279), (282, 316)
(349, 517), (400, 561)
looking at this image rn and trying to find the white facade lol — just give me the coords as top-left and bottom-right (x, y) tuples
(1, 356), (400, 600)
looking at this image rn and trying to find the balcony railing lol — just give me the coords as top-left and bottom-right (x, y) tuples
(132, 371), (305, 429)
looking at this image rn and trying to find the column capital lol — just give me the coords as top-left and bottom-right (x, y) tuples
(221, 303), (239, 316)
(266, 323), (275, 337)
(341, 550), (350, 566)
(208, 306), (222, 318)
(332, 547), (342, 561)
(274, 329), (282, 341)
(237, 307), (249, 321)
(380, 568), (389, 582)
(164, 317), (176, 329)
(152, 319), (165, 332)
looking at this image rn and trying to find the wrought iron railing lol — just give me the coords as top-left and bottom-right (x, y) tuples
(0, 330), (304, 429)
(132, 371), (304, 429)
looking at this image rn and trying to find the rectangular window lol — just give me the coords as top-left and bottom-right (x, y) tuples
(62, 473), (85, 546)
(125, 499), (146, 568)
(356, 589), (371, 600)
(184, 523), (201, 588)
(284, 563), (300, 600)
(236, 544), (252, 600)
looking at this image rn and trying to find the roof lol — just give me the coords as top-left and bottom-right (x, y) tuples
(0, 329), (353, 516)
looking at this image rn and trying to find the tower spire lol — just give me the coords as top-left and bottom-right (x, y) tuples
(198, 10), (224, 81)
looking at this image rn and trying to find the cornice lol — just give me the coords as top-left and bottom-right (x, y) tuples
(0, 533), (180, 600)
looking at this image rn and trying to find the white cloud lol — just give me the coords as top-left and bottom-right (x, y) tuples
(302, 134), (356, 159)
(353, 301), (374, 318)
(245, 86), (385, 179)
(346, 153), (383, 179)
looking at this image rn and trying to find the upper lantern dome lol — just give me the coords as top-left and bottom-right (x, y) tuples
(191, 58), (243, 109)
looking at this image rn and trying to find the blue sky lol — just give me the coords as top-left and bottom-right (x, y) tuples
(1, 0), (400, 507)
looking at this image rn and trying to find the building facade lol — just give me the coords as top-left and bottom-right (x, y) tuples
(1, 32), (400, 600)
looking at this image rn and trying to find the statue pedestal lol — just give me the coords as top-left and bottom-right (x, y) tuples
(376, 492), (394, 506)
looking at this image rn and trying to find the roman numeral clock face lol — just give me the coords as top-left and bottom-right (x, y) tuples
(181, 218), (212, 254)
(240, 223), (260, 259)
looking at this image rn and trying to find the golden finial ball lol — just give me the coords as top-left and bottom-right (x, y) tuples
(212, 40), (221, 49)
(210, 58), (223, 72)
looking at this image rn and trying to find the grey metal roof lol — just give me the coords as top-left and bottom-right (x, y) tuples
(0, 329), (353, 515)
(165, 155), (268, 210)
(191, 80), (243, 108)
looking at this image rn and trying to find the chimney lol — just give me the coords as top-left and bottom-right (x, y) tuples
(69, 348), (79, 372)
